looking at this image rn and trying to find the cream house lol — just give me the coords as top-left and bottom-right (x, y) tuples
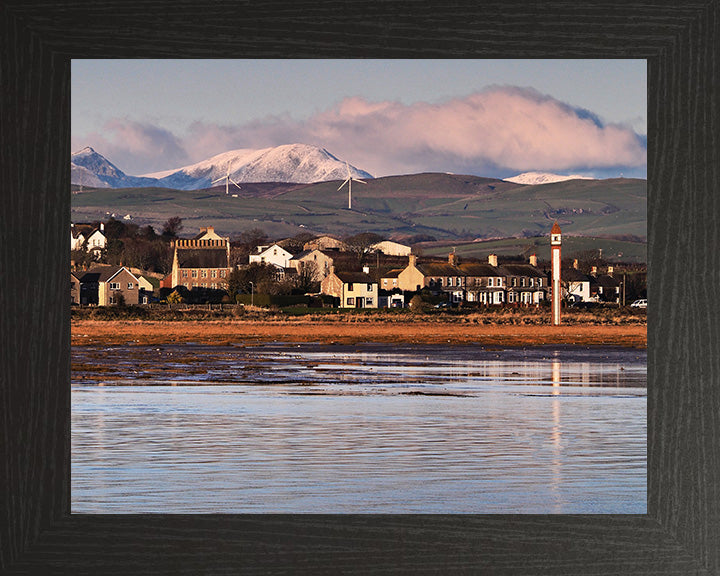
(320, 268), (378, 308)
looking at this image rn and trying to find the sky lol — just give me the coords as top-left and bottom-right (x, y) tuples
(72, 59), (647, 179)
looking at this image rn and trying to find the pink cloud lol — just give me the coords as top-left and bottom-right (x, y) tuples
(74, 87), (646, 178)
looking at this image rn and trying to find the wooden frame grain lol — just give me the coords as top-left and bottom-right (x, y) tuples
(2, 1), (718, 574)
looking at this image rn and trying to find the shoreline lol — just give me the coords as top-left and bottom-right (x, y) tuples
(71, 319), (647, 348)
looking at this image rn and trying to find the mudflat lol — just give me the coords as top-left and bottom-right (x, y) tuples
(72, 318), (646, 348)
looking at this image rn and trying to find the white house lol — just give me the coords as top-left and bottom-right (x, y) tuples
(371, 240), (412, 256)
(71, 223), (106, 256)
(249, 244), (294, 268)
(563, 268), (593, 303)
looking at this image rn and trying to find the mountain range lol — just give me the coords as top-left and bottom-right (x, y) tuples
(71, 144), (373, 190)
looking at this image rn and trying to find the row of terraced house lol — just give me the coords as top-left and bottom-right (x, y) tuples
(71, 224), (622, 308)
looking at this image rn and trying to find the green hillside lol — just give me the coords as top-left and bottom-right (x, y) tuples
(71, 173), (646, 246)
(418, 235), (647, 264)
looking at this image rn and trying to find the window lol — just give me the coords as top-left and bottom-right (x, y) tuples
(109, 282), (120, 290)
(220, 270), (226, 278)
(182, 270), (188, 278)
(448, 277), (453, 287)
(191, 270), (198, 278)
(521, 278), (525, 287)
(347, 283), (354, 291)
(512, 277), (517, 287)
(366, 298), (373, 306)
(488, 278), (493, 287)
(211, 270), (217, 278)
(201, 270), (207, 278)
(127, 282), (134, 289)
(346, 297), (355, 306)
(367, 284), (373, 291)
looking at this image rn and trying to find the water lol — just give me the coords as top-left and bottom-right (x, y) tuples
(72, 343), (646, 513)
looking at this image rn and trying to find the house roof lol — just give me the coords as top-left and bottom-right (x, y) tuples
(458, 263), (501, 277)
(176, 248), (229, 269)
(335, 271), (375, 284)
(257, 243), (291, 256)
(499, 264), (546, 278)
(594, 274), (621, 288)
(79, 265), (138, 284)
(415, 262), (466, 277)
(563, 268), (591, 282)
(381, 268), (403, 279)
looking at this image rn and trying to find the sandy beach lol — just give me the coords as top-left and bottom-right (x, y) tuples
(71, 318), (646, 348)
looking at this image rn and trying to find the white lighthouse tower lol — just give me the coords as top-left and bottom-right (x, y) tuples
(551, 221), (562, 326)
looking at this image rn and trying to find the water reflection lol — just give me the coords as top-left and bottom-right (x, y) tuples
(72, 343), (646, 514)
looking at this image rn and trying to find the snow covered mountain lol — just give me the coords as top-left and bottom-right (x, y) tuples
(71, 147), (158, 188)
(145, 144), (373, 190)
(71, 144), (373, 190)
(504, 172), (594, 185)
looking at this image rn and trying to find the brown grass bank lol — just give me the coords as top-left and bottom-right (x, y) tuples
(72, 316), (646, 348)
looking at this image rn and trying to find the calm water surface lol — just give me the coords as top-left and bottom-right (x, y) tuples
(72, 343), (646, 513)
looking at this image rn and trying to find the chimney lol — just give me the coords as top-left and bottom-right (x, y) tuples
(607, 266), (614, 276)
(362, 266), (370, 274)
(409, 254), (417, 267)
(330, 265), (335, 276)
(529, 254), (537, 267)
(488, 254), (498, 267)
(100, 222), (104, 232)
(573, 259), (579, 269)
(591, 266), (598, 276)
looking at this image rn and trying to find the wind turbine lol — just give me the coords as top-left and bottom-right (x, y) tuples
(211, 163), (242, 195)
(337, 161), (366, 210)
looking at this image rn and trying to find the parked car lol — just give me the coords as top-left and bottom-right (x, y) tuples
(630, 299), (647, 308)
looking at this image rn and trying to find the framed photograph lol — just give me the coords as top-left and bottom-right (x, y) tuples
(2, 1), (718, 573)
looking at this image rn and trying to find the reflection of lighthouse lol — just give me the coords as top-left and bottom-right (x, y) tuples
(551, 222), (562, 326)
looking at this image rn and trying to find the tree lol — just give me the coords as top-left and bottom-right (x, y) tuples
(103, 217), (126, 239)
(227, 263), (277, 298)
(238, 227), (268, 250)
(279, 232), (316, 254)
(166, 290), (184, 304)
(344, 232), (384, 264)
(162, 216), (183, 238)
(294, 261), (320, 293)
(409, 294), (426, 314)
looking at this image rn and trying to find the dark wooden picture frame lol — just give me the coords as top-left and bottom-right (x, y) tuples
(2, 1), (718, 574)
